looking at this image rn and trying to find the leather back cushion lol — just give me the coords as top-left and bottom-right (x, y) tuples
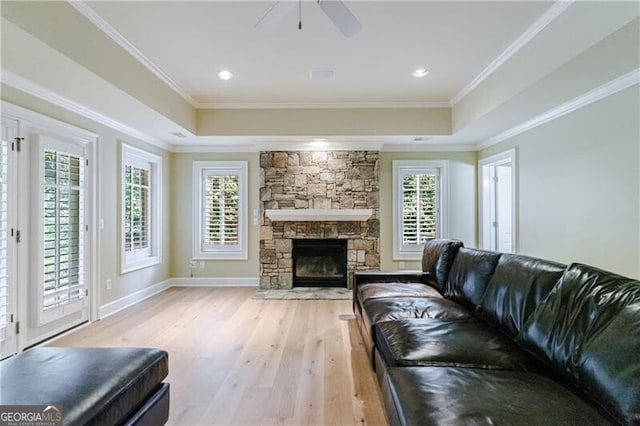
(476, 254), (566, 340)
(577, 281), (640, 424)
(444, 248), (501, 310)
(421, 239), (463, 292)
(519, 263), (636, 384)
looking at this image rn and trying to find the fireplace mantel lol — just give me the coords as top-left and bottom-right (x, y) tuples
(265, 208), (373, 222)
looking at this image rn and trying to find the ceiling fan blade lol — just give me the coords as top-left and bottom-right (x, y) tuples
(255, 1), (297, 29)
(317, 0), (362, 37)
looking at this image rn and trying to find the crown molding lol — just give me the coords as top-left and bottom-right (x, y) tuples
(171, 144), (260, 153)
(254, 140), (385, 151)
(380, 143), (476, 152)
(68, 0), (198, 108)
(2, 69), (173, 151)
(477, 68), (640, 150)
(1, 100), (99, 141)
(195, 101), (451, 109)
(450, 0), (574, 106)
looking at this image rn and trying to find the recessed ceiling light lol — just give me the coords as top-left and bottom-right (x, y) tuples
(412, 68), (429, 78)
(217, 70), (233, 80)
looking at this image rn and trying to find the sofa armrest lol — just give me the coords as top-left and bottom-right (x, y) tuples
(354, 271), (425, 286)
(352, 270), (430, 313)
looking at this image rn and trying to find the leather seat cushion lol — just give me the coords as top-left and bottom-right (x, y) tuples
(519, 264), (637, 383)
(476, 254), (565, 340)
(357, 282), (442, 306)
(362, 297), (474, 339)
(375, 319), (533, 371)
(0, 347), (168, 426)
(575, 281), (640, 424)
(444, 248), (501, 310)
(421, 239), (463, 291)
(382, 367), (614, 426)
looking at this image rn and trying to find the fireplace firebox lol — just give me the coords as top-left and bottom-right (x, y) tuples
(292, 239), (348, 288)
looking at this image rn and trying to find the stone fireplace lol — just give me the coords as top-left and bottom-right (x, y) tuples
(259, 151), (380, 289)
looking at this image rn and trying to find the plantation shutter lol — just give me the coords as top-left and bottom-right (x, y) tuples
(124, 163), (150, 253)
(203, 174), (239, 246)
(401, 170), (439, 245)
(40, 138), (86, 323)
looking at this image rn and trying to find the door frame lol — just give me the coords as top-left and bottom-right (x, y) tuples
(1, 101), (100, 351)
(478, 148), (518, 253)
(1, 117), (19, 358)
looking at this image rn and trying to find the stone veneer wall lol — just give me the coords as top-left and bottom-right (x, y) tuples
(259, 151), (380, 289)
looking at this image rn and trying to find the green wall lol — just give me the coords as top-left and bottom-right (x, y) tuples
(378, 151), (478, 270)
(1, 84), (173, 306)
(169, 152), (260, 279)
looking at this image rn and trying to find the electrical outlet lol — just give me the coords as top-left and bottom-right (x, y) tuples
(189, 260), (196, 268)
(199, 261), (205, 269)
(106, 279), (112, 290)
(399, 261), (406, 269)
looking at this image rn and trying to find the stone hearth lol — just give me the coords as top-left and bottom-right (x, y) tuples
(259, 151), (380, 289)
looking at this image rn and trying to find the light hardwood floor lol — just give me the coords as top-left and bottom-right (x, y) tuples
(48, 287), (389, 426)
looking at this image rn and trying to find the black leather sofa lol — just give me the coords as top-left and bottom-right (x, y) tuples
(0, 347), (169, 425)
(353, 239), (640, 425)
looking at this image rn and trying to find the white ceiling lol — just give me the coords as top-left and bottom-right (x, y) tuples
(3, 1), (637, 150)
(84, 1), (553, 107)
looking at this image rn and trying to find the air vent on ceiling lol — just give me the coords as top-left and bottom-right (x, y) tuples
(309, 69), (334, 79)
(170, 132), (187, 138)
(413, 137), (432, 142)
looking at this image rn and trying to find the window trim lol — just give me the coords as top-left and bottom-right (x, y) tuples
(120, 143), (162, 274)
(192, 161), (248, 260)
(392, 160), (449, 260)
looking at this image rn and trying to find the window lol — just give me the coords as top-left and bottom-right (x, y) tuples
(121, 144), (162, 273)
(193, 161), (247, 260)
(393, 160), (448, 260)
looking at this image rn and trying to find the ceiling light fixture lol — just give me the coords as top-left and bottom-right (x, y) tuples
(217, 70), (233, 80)
(412, 68), (429, 78)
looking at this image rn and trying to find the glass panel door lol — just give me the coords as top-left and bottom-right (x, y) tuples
(0, 118), (17, 359)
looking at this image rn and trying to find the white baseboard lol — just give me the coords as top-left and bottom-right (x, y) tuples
(97, 277), (258, 320)
(99, 279), (172, 319)
(170, 277), (259, 287)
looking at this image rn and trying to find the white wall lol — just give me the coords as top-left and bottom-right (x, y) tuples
(480, 85), (640, 279)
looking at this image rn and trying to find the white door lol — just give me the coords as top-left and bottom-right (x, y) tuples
(2, 105), (95, 351)
(0, 118), (18, 359)
(495, 163), (513, 253)
(480, 150), (517, 253)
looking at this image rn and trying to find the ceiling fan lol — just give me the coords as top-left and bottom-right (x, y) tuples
(255, 0), (362, 38)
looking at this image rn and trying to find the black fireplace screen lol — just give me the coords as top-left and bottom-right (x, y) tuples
(292, 239), (347, 287)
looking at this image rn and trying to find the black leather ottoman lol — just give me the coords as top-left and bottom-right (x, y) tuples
(0, 347), (169, 426)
